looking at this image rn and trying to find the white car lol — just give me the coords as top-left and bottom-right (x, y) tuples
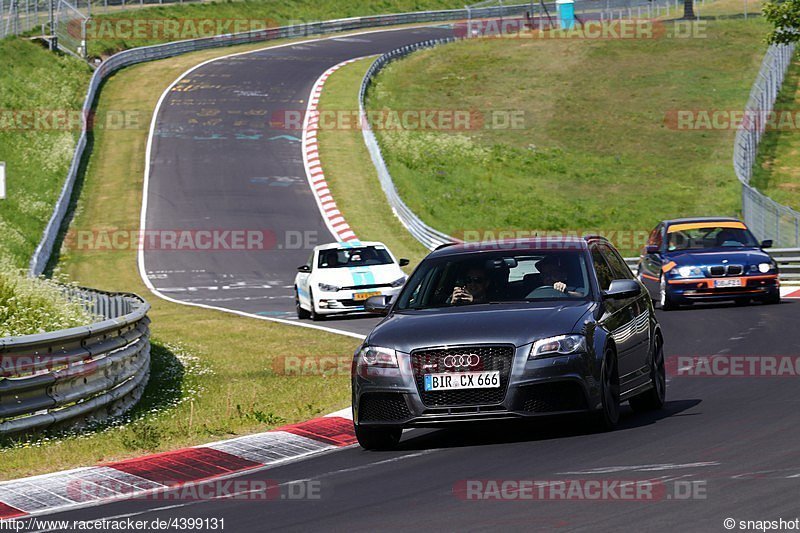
(294, 241), (409, 320)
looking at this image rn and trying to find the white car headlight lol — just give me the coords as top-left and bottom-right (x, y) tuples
(358, 346), (398, 368)
(390, 276), (406, 288)
(318, 283), (340, 292)
(529, 334), (586, 359)
(677, 266), (703, 278)
(758, 262), (771, 273)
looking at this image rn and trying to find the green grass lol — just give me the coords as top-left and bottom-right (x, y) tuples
(317, 58), (430, 268)
(0, 267), (96, 337)
(0, 38), (91, 269)
(87, 0), (467, 57)
(0, 38), (363, 481)
(751, 52), (800, 210)
(365, 18), (769, 255)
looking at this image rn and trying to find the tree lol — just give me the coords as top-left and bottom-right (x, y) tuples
(764, 0), (800, 44)
(683, 0), (696, 19)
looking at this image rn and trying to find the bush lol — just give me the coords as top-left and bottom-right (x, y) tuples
(0, 267), (97, 337)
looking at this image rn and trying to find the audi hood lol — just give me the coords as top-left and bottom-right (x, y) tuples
(366, 301), (595, 353)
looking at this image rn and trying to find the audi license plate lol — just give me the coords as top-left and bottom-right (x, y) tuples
(424, 371), (500, 391)
(714, 278), (742, 288)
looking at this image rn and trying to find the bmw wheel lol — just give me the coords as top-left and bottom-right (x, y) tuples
(295, 288), (311, 319)
(629, 336), (666, 412)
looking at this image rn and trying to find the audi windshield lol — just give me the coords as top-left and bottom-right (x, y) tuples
(395, 250), (592, 310)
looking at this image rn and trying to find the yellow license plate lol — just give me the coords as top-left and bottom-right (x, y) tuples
(353, 291), (381, 301)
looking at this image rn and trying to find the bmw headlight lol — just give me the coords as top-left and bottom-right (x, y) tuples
(390, 276), (406, 288)
(529, 334), (586, 359)
(677, 266), (703, 278)
(357, 345), (398, 367)
(758, 262), (772, 274)
(318, 283), (340, 292)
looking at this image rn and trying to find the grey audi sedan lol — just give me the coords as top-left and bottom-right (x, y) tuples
(351, 236), (665, 450)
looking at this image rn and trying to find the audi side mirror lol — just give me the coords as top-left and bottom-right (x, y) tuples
(364, 295), (391, 315)
(645, 244), (659, 254)
(399, 258), (410, 267)
(761, 240), (773, 249)
(297, 265), (311, 273)
(603, 279), (642, 300)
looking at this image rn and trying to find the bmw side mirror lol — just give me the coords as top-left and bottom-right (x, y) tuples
(603, 279), (642, 300)
(364, 295), (391, 315)
(645, 244), (659, 254)
(761, 239), (773, 249)
(297, 265), (311, 273)
(399, 258), (410, 267)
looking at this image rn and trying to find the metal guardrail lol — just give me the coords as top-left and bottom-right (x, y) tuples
(0, 288), (150, 435)
(359, 38), (461, 250)
(733, 43), (800, 248)
(28, 3), (541, 276)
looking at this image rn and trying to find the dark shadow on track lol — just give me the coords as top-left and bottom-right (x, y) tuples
(392, 399), (701, 452)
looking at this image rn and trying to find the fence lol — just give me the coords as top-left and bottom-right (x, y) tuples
(733, 43), (800, 248)
(0, 287), (150, 435)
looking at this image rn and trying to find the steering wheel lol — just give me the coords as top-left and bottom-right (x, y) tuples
(528, 285), (570, 298)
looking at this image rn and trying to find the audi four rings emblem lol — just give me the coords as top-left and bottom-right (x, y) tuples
(443, 354), (480, 368)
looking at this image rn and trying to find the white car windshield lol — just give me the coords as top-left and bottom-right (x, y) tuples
(317, 246), (394, 269)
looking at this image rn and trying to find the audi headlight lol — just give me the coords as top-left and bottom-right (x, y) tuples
(390, 276), (406, 288)
(318, 283), (340, 292)
(358, 345), (398, 367)
(529, 334), (586, 359)
(677, 266), (703, 278)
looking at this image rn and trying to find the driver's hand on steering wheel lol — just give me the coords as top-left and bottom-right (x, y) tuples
(553, 281), (567, 293)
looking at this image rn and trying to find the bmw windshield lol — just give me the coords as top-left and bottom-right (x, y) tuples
(666, 225), (759, 251)
(395, 250), (592, 310)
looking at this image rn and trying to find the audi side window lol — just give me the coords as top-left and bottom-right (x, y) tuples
(591, 247), (613, 291)
(600, 245), (634, 280)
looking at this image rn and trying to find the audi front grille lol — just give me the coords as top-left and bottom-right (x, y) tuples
(410, 345), (515, 407)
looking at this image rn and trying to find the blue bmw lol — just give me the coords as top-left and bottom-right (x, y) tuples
(637, 217), (780, 310)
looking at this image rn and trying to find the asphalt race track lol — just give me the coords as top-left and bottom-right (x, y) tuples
(35, 300), (800, 530)
(140, 25), (461, 337)
(119, 23), (800, 533)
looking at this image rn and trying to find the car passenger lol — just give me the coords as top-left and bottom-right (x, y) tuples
(533, 256), (584, 297)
